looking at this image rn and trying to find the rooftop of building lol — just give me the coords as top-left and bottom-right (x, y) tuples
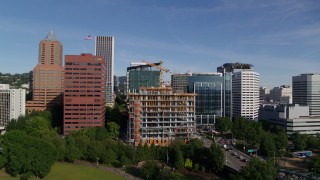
(219, 62), (253, 69)
(43, 30), (58, 41)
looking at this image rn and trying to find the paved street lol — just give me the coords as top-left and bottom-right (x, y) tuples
(201, 136), (251, 172)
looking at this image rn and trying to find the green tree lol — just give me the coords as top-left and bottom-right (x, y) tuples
(209, 144), (224, 172)
(86, 140), (104, 161)
(106, 121), (120, 138)
(185, 139), (204, 163)
(215, 117), (232, 135)
(51, 136), (66, 161)
(235, 158), (276, 180)
(292, 133), (307, 151)
(0, 130), (57, 178)
(101, 149), (117, 165)
(260, 133), (276, 158)
(309, 155), (320, 173)
(174, 146), (184, 169)
(184, 158), (193, 169)
(232, 117), (248, 140)
(141, 161), (160, 180)
(274, 131), (288, 156)
(25, 116), (55, 138)
(65, 136), (82, 162)
(307, 135), (320, 149)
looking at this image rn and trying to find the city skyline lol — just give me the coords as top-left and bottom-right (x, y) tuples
(1, 0), (320, 88)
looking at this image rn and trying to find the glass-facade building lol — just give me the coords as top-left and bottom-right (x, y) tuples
(127, 63), (160, 93)
(187, 73), (232, 118)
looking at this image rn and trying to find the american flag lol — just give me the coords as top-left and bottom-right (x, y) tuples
(85, 35), (92, 40)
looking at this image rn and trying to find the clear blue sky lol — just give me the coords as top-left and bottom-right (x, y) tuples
(0, 0), (319, 88)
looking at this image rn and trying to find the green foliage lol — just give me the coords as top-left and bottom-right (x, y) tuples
(65, 136), (82, 162)
(201, 165), (206, 172)
(51, 136), (66, 161)
(309, 155), (320, 172)
(169, 141), (185, 169)
(235, 158), (276, 180)
(260, 133), (276, 158)
(232, 117), (264, 146)
(0, 130), (57, 178)
(185, 138), (204, 163)
(209, 144), (224, 172)
(6, 115), (27, 131)
(184, 158), (193, 169)
(106, 122), (120, 138)
(307, 134), (320, 149)
(292, 132), (307, 151)
(174, 147), (184, 169)
(0, 72), (30, 88)
(141, 161), (160, 180)
(274, 131), (288, 156)
(215, 117), (232, 135)
(25, 115), (55, 137)
(232, 117), (248, 140)
(101, 149), (117, 165)
(193, 163), (199, 171)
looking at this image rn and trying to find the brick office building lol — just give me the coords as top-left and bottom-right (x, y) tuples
(63, 53), (106, 135)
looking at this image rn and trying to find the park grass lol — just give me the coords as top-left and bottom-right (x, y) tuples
(0, 162), (125, 180)
(0, 168), (16, 180)
(41, 162), (125, 180)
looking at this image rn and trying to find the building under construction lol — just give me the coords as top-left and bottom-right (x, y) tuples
(127, 62), (161, 93)
(127, 87), (196, 146)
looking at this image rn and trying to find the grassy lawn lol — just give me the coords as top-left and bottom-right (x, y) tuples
(0, 162), (125, 180)
(0, 168), (16, 180)
(41, 162), (125, 180)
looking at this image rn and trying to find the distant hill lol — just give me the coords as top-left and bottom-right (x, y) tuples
(0, 72), (30, 89)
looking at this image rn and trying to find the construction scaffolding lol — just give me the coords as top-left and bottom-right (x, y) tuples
(127, 87), (197, 146)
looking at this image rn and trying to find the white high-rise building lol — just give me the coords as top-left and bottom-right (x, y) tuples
(292, 73), (320, 117)
(95, 36), (114, 107)
(232, 69), (260, 120)
(0, 84), (26, 127)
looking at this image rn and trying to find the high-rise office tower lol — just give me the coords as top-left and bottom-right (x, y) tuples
(232, 69), (260, 120)
(292, 73), (320, 116)
(171, 73), (192, 93)
(63, 53), (106, 135)
(218, 63), (259, 120)
(187, 73), (232, 118)
(0, 84), (25, 127)
(26, 31), (63, 112)
(127, 62), (160, 93)
(95, 36), (114, 107)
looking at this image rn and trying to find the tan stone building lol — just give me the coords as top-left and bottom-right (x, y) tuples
(27, 31), (63, 112)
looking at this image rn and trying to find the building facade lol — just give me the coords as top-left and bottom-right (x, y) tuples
(187, 73), (232, 118)
(232, 69), (260, 120)
(127, 62), (160, 93)
(63, 54), (106, 135)
(259, 104), (320, 135)
(171, 73), (192, 93)
(0, 84), (25, 127)
(95, 36), (114, 107)
(127, 87), (196, 146)
(292, 73), (320, 117)
(26, 31), (63, 112)
(270, 85), (292, 104)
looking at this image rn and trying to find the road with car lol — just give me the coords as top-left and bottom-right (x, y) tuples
(201, 136), (251, 172)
